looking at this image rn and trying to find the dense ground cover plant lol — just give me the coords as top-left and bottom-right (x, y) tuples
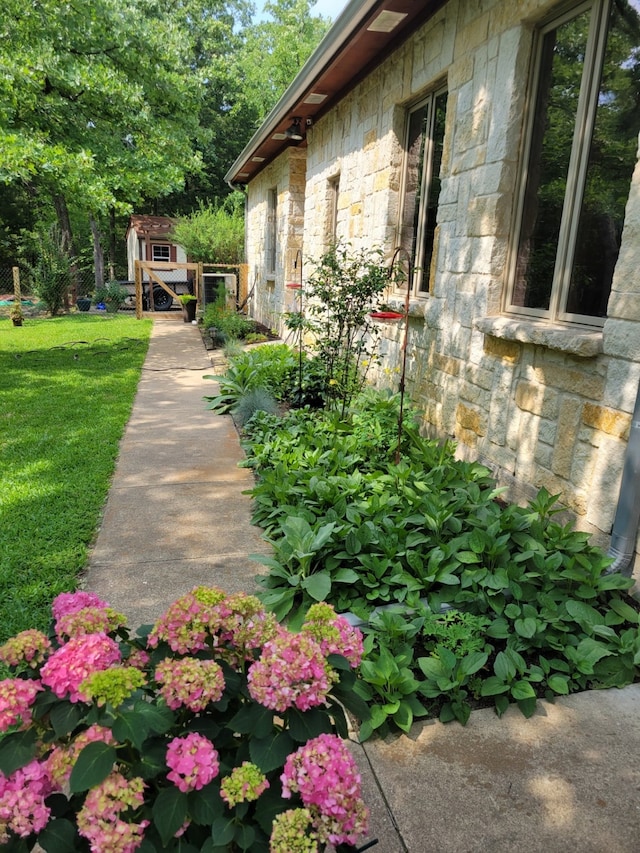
(0, 589), (372, 852)
(235, 392), (640, 738)
(0, 315), (152, 642)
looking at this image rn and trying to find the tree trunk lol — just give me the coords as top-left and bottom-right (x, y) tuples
(108, 207), (117, 281)
(90, 214), (105, 291)
(53, 193), (78, 307)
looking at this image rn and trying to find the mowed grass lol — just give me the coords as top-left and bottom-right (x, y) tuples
(0, 314), (152, 642)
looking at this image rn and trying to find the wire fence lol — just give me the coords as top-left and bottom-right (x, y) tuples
(0, 266), (96, 299)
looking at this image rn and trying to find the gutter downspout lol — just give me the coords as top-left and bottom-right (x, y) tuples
(607, 380), (640, 577)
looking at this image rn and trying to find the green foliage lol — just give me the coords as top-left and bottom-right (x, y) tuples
(0, 315), (152, 641)
(237, 0), (332, 123)
(94, 281), (128, 312)
(202, 299), (256, 341)
(204, 344), (300, 414)
(232, 387), (640, 736)
(233, 389), (280, 428)
(292, 244), (389, 416)
(23, 226), (72, 316)
(171, 197), (245, 264)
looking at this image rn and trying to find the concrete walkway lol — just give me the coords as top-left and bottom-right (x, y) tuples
(84, 318), (640, 853)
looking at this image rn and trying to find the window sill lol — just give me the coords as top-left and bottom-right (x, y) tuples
(476, 316), (603, 358)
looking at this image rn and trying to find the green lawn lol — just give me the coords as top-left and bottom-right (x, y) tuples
(0, 314), (152, 641)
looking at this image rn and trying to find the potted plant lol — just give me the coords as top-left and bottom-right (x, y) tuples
(94, 282), (128, 314)
(10, 301), (24, 326)
(179, 293), (198, 323)
(76, 295), (92, 312)
(0, 587), (375, 852)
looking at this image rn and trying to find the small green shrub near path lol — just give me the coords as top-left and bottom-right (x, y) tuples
(0, 315), (151, 642)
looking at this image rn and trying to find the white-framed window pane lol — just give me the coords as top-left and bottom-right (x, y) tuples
(399, 87), (447, 295)
(266, 188), (277, 275)
(565, 0), (640, 319)
(152, 244), (171, 263)
(510, 0), (640, 324)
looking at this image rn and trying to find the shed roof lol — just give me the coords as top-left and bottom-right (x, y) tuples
(126, 215), (177, 240)
(225, 0), (445, 187)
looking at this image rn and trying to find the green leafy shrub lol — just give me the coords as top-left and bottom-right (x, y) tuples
(290, 244), (389, 416)
(202, 299), (255, 341)
(204, 344), (300, 415)
(170, 195), (245, 264)
(23, 226), (71, 316)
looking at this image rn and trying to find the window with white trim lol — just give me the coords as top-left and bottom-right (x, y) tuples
(325, 175), (340, 248)
(398, 87), (447, 294)
(265, 187), (277, 275)
(151, 244), (171, 263)
(507, 0), (640, 326)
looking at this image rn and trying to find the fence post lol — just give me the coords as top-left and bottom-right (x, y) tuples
(12, 267), (20, 300)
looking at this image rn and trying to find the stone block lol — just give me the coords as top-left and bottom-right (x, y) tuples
(606, 291), (640, 321)
(454, 423), (479, 449)
(483, 335), (521, 363)
(432, 351), (461, 376)
(603, 318), (640, 360)
(604, 359), (640, 411)
(456, 402), (487, 436)
(585, 435), (626, 532)
(582, 403), (631, 440)
(515, 380), (559, 419)
(531, 364), (605, 400)
(552, 397), (583, 479)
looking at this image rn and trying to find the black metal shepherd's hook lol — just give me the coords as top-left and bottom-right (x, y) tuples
(293, 249), (304, 401)
(387, 246), (413, 464)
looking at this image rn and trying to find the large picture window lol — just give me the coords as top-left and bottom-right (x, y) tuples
(398, 87), (447, 294)
(508, 0), (640, 326)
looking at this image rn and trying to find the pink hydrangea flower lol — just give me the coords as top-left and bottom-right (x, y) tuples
(40, 633), (122, 703)
(302, 603), (364, 668)
(77, 771), (148, 853)
(55, 606), (126, 641)
(165, 733), (219, 793)
(0, 759), (52, 841)
(52, 591), (110, 623)
(154, 657), (225, 711)
(281, 733), (369, 846)
(207, 593), (278, 658)
(126, 648), (150, 670)
(46, 725), (117, 789)
(0, 678), (43, 732)
(0, 630), (51, 669)
(147, 588), (225, 654)
(247, 629), (337, 712)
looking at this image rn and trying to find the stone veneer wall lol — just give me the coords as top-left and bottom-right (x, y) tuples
(246, 147), (306, 333)
(246, 0), (640, 566)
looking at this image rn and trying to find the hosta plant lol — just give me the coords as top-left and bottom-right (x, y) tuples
(0, 589), (374, 853)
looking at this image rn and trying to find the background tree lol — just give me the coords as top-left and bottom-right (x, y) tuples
(171, 194), (246, 263)
(0, 0), (331, 283)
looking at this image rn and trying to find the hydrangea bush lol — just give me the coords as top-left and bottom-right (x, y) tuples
(0, 588), (373, 852)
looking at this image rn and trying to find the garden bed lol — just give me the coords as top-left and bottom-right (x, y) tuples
(204, 342), (640, 741)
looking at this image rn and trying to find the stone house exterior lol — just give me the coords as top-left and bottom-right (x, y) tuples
(226, 0), (640, 572)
